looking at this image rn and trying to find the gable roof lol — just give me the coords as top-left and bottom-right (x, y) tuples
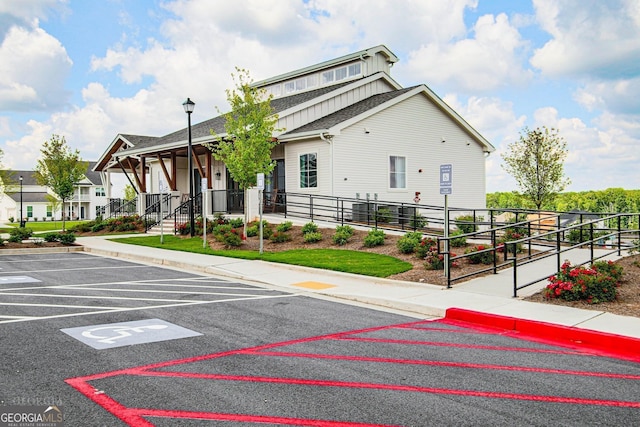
(281, 84), (495, 152)
(2, 170), (39, 186)
(2, 163), (101, 187)
(5, 191), (50, 204)
(109, 80), (358, 158)
(282, 86), (417, 136)
(253, 45), (398, 89)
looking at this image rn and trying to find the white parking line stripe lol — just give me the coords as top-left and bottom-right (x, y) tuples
(58, 282), (265, 291)
(0, 265), (151, 274)
(55, 287), (276, 297)
(0, 292), (201, 303)
(0, 302), (123, 309)
(0, 315), (34, 319)
(0, 294), (299, 324)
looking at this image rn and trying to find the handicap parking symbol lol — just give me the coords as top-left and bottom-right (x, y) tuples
(61, 319), (202, 349)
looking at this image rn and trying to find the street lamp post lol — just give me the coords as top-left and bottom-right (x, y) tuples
(182, 98), (195, 237)
(19, 175), (24, 227)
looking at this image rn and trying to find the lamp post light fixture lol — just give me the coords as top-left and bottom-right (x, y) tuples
(19, 175), (24, 227)
(182, 97), (196, 237)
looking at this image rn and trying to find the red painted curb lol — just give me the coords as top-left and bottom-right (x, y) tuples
(445, 308), (640, 363)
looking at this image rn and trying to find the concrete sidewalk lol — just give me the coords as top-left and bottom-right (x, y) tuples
(77, 235), (640, 342)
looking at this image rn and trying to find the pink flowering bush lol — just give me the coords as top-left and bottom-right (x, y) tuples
(424, 246), (458, 270)
(465, 245), (495, 265)
(544, 260), (622, 303)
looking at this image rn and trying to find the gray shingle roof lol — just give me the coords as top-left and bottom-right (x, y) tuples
(6, 191), (50, 203)
(118, 80), (356, 152)
(282, 86), (417, 135)
(83, 161), (103, 186)
(2, 170), (38, 186)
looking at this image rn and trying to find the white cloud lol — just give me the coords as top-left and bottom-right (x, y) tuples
(529, 107), (640, 191)
(403, 12), (531, 92)
(531, 0), (640, 79)
(574, 77), (640, 115)
(0, 25), (72, 111)
(0, 0), (67, 31)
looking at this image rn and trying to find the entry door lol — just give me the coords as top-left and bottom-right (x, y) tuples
(226, 172), (243, 213)
(266, 159), (285, 212)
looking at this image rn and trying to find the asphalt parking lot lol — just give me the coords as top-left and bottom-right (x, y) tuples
(1, 252), (639, 426)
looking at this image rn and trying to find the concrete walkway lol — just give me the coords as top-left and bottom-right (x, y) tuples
(77, 235), (640, 341)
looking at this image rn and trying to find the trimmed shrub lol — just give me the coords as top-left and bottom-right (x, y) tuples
(332, 230), (351, 246)
(449, 230), (467, 248)
(229, 217), (244, 228)
(303, 231), (323, 243)
(497, 228), (524, 254)
(8, 227), (33, 242)
(58, 232), (76, 245)
(544, 261), (620, 303)
(415, 237), (437, 259)
(276, 221), (293, 232)
(424, 246), (458, 270)
(302, 222), (318, 235)
(332, 226), (354, 246)
(270, 231), (291, 243)
(396, 231), (423, 254)
(363, 229), (385, 247)
(465, 245), (495, 265)
(455, 215), (476, 234)
(246, 224), (259, 237)
(43, 232), (59, 242)
(375, 207), (393, 223)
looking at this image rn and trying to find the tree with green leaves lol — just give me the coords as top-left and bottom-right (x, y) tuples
(35, 134), (88, 231)
(0, 149), (11, 196)
(123, 184), (137, 201)
(205, 67), (281, 235)
(45, 194), (61, 221)
(502, 126), (571, 210)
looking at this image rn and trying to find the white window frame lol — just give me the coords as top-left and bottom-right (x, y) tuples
(335, 66), (347, 81)
(389, 155), (406, 189)
(348, 63), (361, 77)
(322, 70), (334, 85)
(299, 153), (318, 189)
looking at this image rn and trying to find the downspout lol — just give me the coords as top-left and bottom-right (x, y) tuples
(320, 132), (334, 196)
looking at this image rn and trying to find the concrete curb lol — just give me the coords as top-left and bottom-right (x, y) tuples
(0, 246), (85, 255)
(445, 308), (640, 363)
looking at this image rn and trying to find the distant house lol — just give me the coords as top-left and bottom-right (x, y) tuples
(94, 45), (495, 220)
(0, 162), (108, 222)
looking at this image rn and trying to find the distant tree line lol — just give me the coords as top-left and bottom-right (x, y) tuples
(487, 188), (640, 214)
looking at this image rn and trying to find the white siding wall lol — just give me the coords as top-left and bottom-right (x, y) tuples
(277, 80), (395, 132)
(284, 139), (331, 194)
(330, 93), (487, 210)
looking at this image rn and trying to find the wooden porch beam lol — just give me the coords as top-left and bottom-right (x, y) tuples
(192, 149), (205, 180)
(205, 150), (212, 189)
(170, 151), (177, 191)
(125, 156), (145, 193)
(156, 153), (175, 190)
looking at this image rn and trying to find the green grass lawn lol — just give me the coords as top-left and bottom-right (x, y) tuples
(111, 235), (413, 278)
(0, 220), (86, 233)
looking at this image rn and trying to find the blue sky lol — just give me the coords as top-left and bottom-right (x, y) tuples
(1, 0), (639, 196)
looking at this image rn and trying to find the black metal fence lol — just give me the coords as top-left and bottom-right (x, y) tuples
(437, 212), (640, 296)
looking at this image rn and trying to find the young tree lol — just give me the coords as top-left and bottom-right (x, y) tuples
(501, 126), (571, 210)
(123, 184), (137, 201)
(205, 68), (281, 235)
(45, 194), (61, 221)
(35, 134), (88, 231)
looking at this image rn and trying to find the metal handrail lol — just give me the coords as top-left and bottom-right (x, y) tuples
(439, 212), (640, 296)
